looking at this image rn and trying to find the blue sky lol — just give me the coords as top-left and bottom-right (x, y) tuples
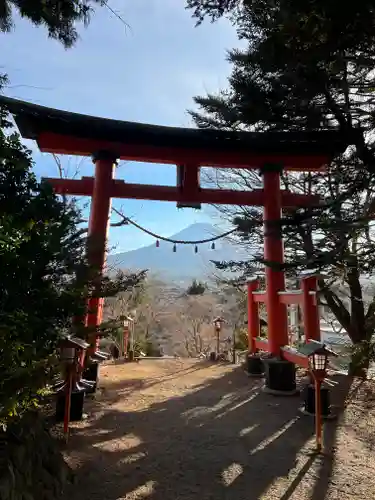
(1, 1), (239, 252)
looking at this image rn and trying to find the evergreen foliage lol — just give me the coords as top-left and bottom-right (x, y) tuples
(0, 0), (105, 48)
(0, 102), (145, 426)
(187, 1), (375, 374)
(0, 0), (139, 425)
(186, 279), (206, 295)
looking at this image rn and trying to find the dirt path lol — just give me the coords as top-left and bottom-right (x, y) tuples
(62, 359), (375, 500)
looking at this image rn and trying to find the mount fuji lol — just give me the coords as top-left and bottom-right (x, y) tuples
(107, 223), (247, 283)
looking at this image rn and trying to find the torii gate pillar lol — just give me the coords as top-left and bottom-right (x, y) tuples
(262, 165), (289, 356)
(86, 151), (117, 354)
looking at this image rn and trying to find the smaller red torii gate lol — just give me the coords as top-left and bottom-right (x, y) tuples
(1, 96), (352, 393)
(247, 273), (321, 370)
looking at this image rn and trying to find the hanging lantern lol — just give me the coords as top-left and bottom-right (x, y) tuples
(211, 242), (215, 250)
(195, 245), (198, 253)
(173, 244), (177, 252)
(156, 239), (160, 248)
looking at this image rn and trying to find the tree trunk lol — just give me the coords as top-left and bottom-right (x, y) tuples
(348, 339), (371, 378)
(348, 356), (369, 378)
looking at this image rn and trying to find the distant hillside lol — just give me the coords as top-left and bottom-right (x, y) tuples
(107, 223), (246, 283)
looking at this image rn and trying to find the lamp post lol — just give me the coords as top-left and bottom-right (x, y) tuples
(59, 340), (79, 442)
(232, 328), (236, 364)
(307, 346), (330, 453)
(124, 315), (135, 362)
(211, 317), (224, 361)
(131, 309), (137, 354)
(123, 316), (130, 358)
(57, 336), (89, 443)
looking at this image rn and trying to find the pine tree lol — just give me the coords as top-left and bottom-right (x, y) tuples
(0, 0), (105, 48)
(187, 1), (375, 374)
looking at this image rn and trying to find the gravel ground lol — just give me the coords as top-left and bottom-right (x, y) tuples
(61, 359), (375, 500)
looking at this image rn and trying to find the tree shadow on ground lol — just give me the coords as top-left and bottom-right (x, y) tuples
(63, 367), (354, 500)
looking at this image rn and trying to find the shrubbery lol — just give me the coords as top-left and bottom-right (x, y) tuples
(0, 104), (144, 427)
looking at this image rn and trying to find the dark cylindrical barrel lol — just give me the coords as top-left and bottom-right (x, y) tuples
(304, 384), (330, 416)
(247, 354), (264, 375)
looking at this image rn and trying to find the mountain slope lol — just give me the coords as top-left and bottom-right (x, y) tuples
(107, 223), (246, 282)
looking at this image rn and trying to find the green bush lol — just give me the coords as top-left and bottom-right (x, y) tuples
(0, 106), (144, 427)
(0, 113), (89, 426)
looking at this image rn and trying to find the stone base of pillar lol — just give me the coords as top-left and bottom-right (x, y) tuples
(263, 358), (298, 395)
(55, 391), (85, 422)
(82, 362), (99, 393)
(301, 384), (336, 419)
(246, 354), (265, 377)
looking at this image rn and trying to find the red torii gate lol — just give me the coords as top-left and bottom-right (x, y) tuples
(247, 273), (320, 361)
(1, 96), (350, 392)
